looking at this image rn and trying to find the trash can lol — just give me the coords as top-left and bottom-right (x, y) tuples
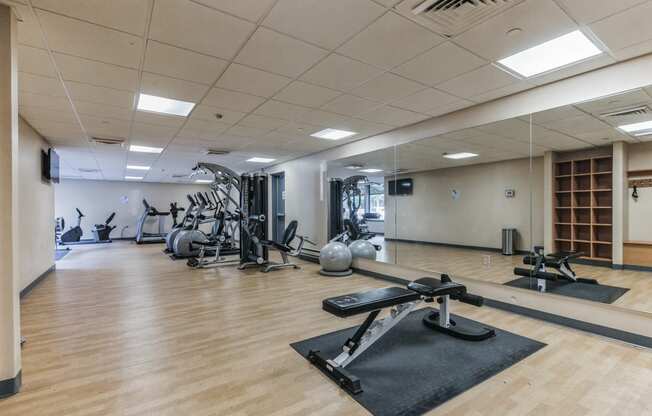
(502, 228), (516, 255)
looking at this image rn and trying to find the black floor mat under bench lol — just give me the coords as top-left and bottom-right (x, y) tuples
(291, 308), (545, 416)
(504, 277), (629, 304)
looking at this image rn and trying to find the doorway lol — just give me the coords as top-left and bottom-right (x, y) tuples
(272, 173), (285, 241)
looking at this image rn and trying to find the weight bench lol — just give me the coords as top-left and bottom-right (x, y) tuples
(514, 246), (598, 292)
(307, 275), (495, 394)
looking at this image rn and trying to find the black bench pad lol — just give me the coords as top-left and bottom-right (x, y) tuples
(323, 287), (420, 318)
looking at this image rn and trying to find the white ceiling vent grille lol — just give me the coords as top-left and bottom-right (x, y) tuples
(398, 0), (523, 37)
(601, 105), (652, 119)
(90, 137), (125, 146)
(204, 149), (231, 156)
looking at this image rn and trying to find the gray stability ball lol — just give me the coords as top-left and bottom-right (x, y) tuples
(348, 239), (377, 260)
(319, 241), (353, 276)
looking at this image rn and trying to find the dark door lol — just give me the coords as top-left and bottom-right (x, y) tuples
(272, 173), (285, 241)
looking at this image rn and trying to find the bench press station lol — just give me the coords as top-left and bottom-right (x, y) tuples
(307, 275), (495, 394)
(513, 246), (598, 292)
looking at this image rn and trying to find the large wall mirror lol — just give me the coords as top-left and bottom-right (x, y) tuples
(326, 85), (652, 340)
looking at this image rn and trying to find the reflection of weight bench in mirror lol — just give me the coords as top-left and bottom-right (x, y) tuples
(307, 275), (495, 395)
(513, 246), (598, 292)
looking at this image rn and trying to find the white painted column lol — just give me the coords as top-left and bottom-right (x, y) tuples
(612, 142), (628, 266)
(0, 3), (21, 396)
(543, 151), (555, 253)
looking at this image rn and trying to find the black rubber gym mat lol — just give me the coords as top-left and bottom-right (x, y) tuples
(55, 249), (70, 261)
(504, 277), (629, 304)
(291, 308), (545, 416)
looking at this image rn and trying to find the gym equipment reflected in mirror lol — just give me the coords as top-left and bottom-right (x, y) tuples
(329, 85), (652, 317)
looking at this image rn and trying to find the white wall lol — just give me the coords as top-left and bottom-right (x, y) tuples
(385, 157), (544, 251)
(18, 118), (55, 291)
(54, 179), (211, 239)
(627, 142), (652, 242)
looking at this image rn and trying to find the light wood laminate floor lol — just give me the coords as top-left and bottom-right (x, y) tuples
(376, 239), (652, 314)
(1, 241), (652, 415)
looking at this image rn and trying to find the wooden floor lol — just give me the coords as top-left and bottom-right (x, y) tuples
(1, 241), (652, 415)
(376, 239), (652, 314)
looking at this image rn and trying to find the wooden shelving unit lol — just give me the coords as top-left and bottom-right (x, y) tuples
(553, 155), (613, 261)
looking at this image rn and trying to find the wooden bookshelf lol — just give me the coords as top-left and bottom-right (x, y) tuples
(553, 155), (613, 262)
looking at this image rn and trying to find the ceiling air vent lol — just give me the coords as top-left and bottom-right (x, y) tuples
(90, 137), (125, 146)
(600, 105), (652, 119)
(398, 0), (523, 37)
(204, 149), (231, 156)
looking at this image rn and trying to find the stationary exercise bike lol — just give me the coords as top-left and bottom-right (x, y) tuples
(59, 208), (84, 243)
(58, 208), (116, 245)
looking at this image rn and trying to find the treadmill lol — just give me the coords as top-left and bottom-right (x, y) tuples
(135, 199), (170, 244)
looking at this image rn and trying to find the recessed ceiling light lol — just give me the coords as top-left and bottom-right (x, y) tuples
(247, 157), (276, 163)
(126, 165), (150, 170)
(129, 145), (163, 154)
(125, 176), (143, 180)
(311, 128), (357, 140)
(195, 179), (213, 183)
(137, 93), (195, 117)
(359, 168), (383, 173)
(346, 164), (364, 170)
(619, 120), (652, 134)
(443, 152), (478, 160)
(497, 30), (602, 78)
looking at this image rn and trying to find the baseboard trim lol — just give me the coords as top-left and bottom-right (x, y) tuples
(622, 264), (652, 272)
(0, 370), (21, 399)
(352, 267), (652, 349)
(383, 238), (528, 255)
(568, 257), (614, 269)
(20, 264), (56, 299)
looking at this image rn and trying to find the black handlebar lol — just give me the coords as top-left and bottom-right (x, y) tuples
(76, 208), (84, 217)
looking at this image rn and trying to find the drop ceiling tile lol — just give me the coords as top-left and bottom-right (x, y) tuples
(81, 115), (131, 138)
(337, 11), (443, 69)
(190, 104), (247, 125)
(575, 89), (651, 116)
(555, 0), (647, 24)
(529, 105), (587, 124)
(541, 114), (611, 136)
(202, 87), (266, 113)
(19, 91), (70, 111)
(300, 53), (383, 92)
(36, 10), (144, 68)
(192, 0), (276, 22)
(216, 63), (292, 98)
(234, 27), (328, 78)
(528, 54), (615, 87)
(436, 65), (517, 99)
(299, 109), (361, 130)
(238, 114), (288, 130)
(31, 0), (150, 35)
(391, 88), (461, 113)
(352, 72), (424, 103)
(150, 0), (255, 59)
(321, 94), (382, 116)
(358, 105), (428, 126)
(273, 81), (341, 108)
(470, 81), (533, 104)
(254, 100), (312, 121)
(227, 125), (271, 138)
(143, 41), (228, 85)
(18, 72), (65, 97)
(55, 53), (139, 91)
(66, 81), (135, 109)
(453, 0), (578, 61)
(263, 0), (385, 50)
(590, 2), (652, 52)
(394, 42), (486, 86)
(74, 101), (133, 121)
(20, 106), (77, 124)
(14, 4), (46, 49)
(18, 45), (57, 78)
(140, 72), (209, 102)
(426, 99), (474, 117)
(131, 122), (179, 143)
(134, 111), (186, 128)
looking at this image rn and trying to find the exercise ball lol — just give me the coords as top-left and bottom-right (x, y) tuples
(348, 239), (377, 260)
(319, 242), (352, 276)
